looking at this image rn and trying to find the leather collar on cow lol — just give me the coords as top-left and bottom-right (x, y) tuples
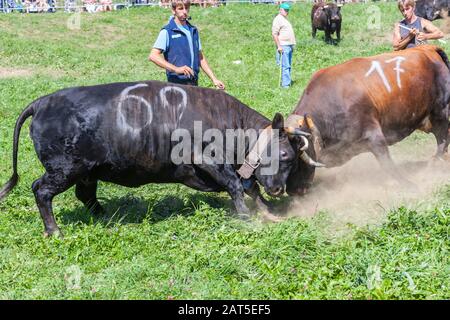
(237, 125), (274, 179)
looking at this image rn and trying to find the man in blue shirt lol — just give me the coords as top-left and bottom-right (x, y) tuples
(149, 0), (225, 89)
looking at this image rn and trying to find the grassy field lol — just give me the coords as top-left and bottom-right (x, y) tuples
(0, 3), (449, 299)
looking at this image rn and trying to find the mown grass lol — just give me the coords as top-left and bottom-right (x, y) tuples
(0, 3), (449, 299)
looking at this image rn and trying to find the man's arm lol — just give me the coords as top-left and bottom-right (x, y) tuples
(392, 22), (416, 51)
(419, 19), (444, 41)
(148, 48), (194, 78)
(272, 34), (283, 53)
(272, 18), (283, 52)
(199, 51), (225, 89)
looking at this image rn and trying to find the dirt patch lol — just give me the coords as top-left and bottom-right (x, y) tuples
(287, 136), (450, 234)
(0, 67), (79, 79)
(0, 67), (34, 79)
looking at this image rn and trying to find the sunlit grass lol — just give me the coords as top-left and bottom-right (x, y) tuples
(0, 3), (448, 299)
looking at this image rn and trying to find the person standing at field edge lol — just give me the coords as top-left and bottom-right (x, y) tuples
(149, 0), (225, 89)
(272, 2), (296, 88)
(392, 0), (443, 51)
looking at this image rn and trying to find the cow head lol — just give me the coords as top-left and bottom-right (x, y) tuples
(284, 114), (325, 196)
(324, 3), (342, 23)
(414, 2), (435, 20)
(250, 113), (310, 197)
(414, 0), (444, 21)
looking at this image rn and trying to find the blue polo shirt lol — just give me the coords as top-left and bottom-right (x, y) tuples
(153, 23), (202, 70)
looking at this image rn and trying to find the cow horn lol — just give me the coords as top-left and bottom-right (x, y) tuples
(305, 116), (323, 160)
(323, 5), (329, 8)
(299, 151), (326, 168)
(298, 132), (325, 167)
(300, 136), (309, 152)
(285, 127), (311, 136)
(310, 126), (323, 158)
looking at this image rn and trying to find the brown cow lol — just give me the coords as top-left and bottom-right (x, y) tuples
(286, 45), (450, 195)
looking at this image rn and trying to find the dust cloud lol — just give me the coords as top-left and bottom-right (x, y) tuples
(286, 134), (450, 232)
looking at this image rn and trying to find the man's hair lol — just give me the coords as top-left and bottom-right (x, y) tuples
(171, 0), (190, 9)
(398, 0), (415, 9)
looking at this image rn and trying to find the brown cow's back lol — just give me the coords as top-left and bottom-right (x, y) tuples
(293, 45), (450, 166)
(287, 46), (450, 195)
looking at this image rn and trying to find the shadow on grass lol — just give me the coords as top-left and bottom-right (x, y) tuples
(58, 192), (234, 227)
(57, 189), (295, 229)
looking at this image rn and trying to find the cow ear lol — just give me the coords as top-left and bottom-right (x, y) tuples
(271, 112), (284, 131)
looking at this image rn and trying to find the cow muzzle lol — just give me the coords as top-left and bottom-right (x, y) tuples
(331, 15), (340, 22)
(267, 186), (284, 197)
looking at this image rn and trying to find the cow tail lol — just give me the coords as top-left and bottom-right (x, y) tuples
(434, 47), (450, 107)
(0, 102), (35, 201)
(436, 47), (450, 70)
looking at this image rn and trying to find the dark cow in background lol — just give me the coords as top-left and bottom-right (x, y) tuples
(0, 81), (308, 236)
(286, 45), (450, 196)
(415, 0), (449, 21)
(311, 2), (343, 44)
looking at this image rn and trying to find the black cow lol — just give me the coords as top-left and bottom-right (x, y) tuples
(0, 81), (308, 237)
(311, 2), (342, 44)
(415, 0), (449, 21)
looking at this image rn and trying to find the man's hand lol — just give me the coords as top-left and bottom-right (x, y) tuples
(277, 46), (283, 53)
(416, 32), (428, 42)
(409, 28), (419, 38)
(174, 65), (195, 78)
(213, 78), (225, 90)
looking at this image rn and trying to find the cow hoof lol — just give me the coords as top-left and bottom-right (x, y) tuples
(260, 212), (285, 223)
(236, 212), (253, 222)
(88, 202), (105, 215)
(92, 206), (105, 215)
(255, 201), (273, 215)
(43, 228), (64, 239)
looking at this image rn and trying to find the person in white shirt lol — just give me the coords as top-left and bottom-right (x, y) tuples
(272, 2), (296, 88)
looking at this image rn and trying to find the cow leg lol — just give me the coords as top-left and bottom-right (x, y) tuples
(429, 116), (450, 159)
(196, 164), (250, 215)
(312, 26), (317, 38)
(243, 179), (272, 213)
(367, 127), (416, 188)
(244, 181), (283, 222)
(336, 24), (341, 42)
(32, 173), (76, 237)
(325, 29), (331, 44)
(75, 179), (104, 215)
(446, 124), (450, 154)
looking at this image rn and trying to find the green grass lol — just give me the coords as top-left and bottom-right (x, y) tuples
(0, 3), (449, 299)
